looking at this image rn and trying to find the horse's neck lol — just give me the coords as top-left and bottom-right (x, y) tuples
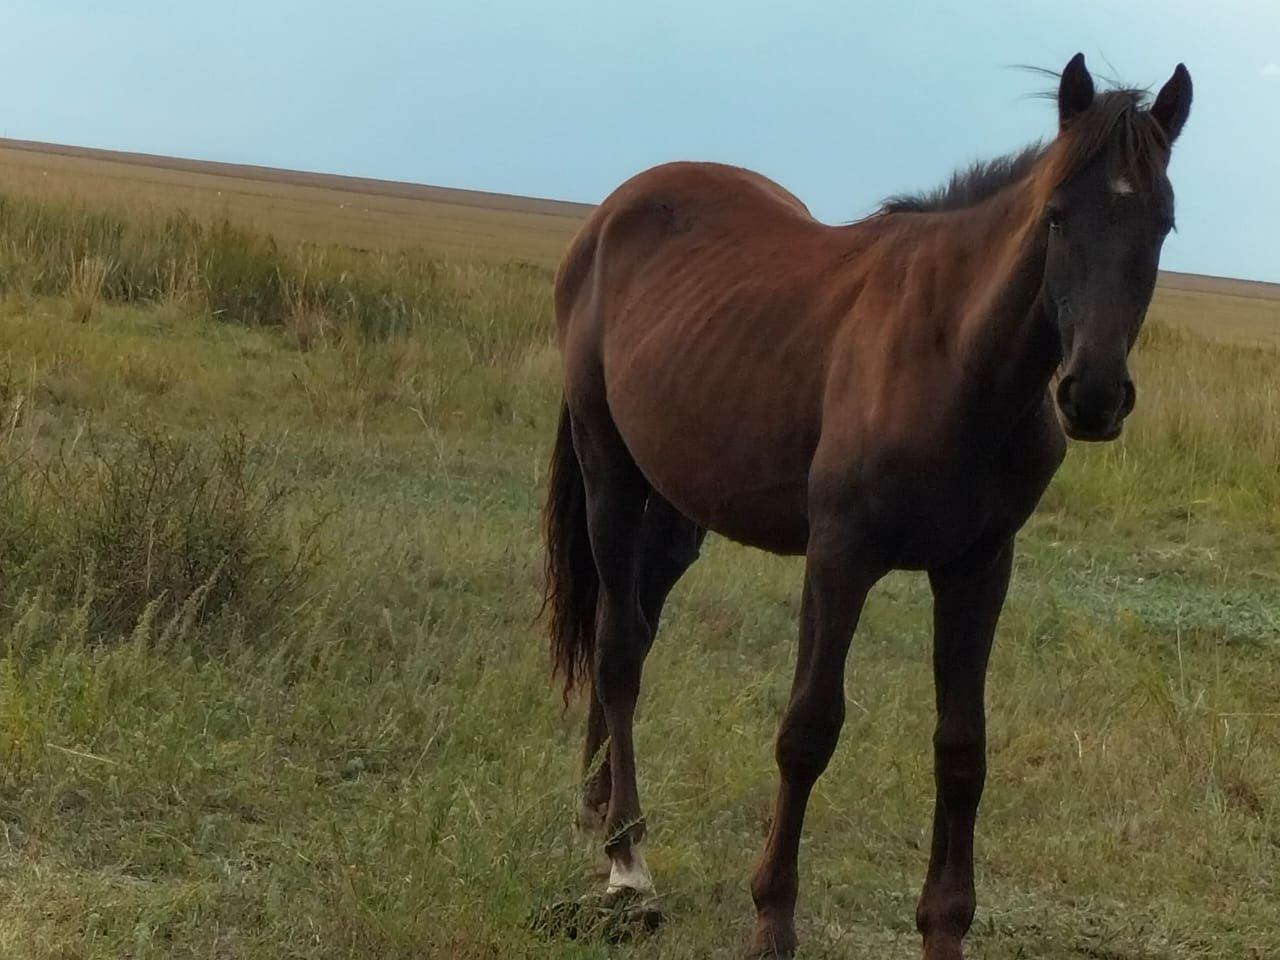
(953, 190), (1061, 438)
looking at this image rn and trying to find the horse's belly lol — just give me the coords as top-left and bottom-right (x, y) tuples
(597, 275), (831, 555)
(609, 386), (813, 556)
(665, 470), (810, 555)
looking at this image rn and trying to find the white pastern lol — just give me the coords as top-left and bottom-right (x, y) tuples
(606, 842), (655, 896)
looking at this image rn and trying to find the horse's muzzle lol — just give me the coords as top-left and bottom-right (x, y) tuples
(1054, 373), (1135, 442)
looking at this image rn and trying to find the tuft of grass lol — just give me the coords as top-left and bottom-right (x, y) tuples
(67, 254), (112, 323)
(0, 425), (320, 644)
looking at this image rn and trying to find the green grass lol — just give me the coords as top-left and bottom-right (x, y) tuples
(0, 213), (1278, 959)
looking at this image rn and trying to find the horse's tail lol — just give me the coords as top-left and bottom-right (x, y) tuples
(542, 401), (597, 702)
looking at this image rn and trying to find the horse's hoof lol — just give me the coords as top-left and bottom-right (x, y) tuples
(923, 938), (966, 960)
(528, 891), (665, 943)
(745, 918), (797, 958)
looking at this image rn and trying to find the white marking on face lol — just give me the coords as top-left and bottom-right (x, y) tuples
(606, 842), (655, 896)
(1111, 177), (1134, 195)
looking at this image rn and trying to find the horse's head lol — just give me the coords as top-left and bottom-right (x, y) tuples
(1040, 53), (1192, 441)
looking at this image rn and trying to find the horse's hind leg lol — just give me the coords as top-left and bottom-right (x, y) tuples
(571, 411), (684, 898)
(637, 497), (707, 634)
(579, 496), (706, 837)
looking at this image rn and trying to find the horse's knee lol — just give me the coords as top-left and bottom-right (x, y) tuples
(776, 697), (844, 785)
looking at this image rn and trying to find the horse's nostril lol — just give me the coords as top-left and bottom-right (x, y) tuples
(1120, 379), (1136, 418)
(1055, 375), (1079, 414)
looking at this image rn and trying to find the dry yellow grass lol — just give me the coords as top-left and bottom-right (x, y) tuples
(3, 138), (1279, 351)
(0, 141), (585, 266)
(1149, 285), (1280, 349)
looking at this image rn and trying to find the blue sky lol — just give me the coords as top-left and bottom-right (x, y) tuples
(1, 1), (1276, 280)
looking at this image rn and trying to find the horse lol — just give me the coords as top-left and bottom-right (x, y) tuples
(541, 53), (1192, 959)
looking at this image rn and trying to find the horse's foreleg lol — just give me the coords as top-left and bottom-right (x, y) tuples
(916, 539), (1013, 960)
(747, 522), (881, 958)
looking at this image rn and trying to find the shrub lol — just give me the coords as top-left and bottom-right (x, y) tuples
(0, 427), (320, 643)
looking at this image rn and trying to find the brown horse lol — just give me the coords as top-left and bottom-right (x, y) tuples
(543, 53), (1191, 959)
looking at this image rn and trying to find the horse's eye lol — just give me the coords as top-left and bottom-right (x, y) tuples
(1047, 207), (1065, 232)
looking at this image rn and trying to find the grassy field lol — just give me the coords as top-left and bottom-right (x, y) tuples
(2, 138), (1280, 347)
(0, 157), (1278, 959)
(0, 140), (587, 268)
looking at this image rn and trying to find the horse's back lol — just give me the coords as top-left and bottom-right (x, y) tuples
(599, 160), (814, 231)
(554, 161), (817, 337)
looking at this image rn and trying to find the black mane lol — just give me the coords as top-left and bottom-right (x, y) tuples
(879, 84), (1163, 215)
(879, 144), (1045, 214)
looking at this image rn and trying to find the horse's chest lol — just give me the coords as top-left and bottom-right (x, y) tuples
(866, 439), (1059, 570)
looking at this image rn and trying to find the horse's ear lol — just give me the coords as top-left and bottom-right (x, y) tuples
(1151, 63), (1192, 145)
(1058, 52), (1095, 128)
